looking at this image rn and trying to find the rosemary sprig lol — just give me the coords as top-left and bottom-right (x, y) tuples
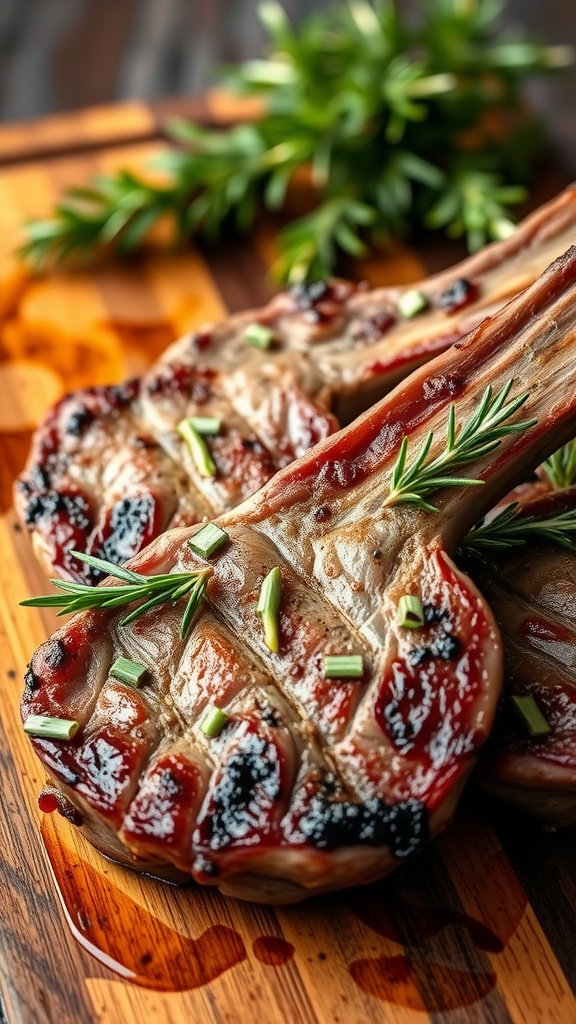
(542, 440), (576, 490)
(462, 503), (576, 556)
(19, 550), (212, 639)
(384, 381), (535, 513)
(19, 0), (572, 283)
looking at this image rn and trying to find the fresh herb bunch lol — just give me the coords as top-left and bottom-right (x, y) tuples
(20, 0), (572, 282)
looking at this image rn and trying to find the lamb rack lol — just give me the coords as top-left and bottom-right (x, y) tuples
(21, 247), (576, 902)
(15, 185), (576, 584)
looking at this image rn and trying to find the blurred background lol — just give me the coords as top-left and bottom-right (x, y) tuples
(0, 0), (574, 166)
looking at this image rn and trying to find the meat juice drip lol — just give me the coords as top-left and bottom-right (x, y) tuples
(349, 956), (496, 1011)
(252, 936), (295, 966)
(40, 815), (246, 992)
(339, 844), (528, 1012)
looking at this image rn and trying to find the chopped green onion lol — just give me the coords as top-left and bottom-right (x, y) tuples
(177, 418), (216, 477)
(110, 656), (147, 688)
(397, 595), (425, 629)
(188, 522), (229, 559)
(24, 715), (79, 740)
(188, 416), (222, 436)
(397, 289), (428, 319)
(511, 694), (551, 739)
(244, 322), (276, 349)
(256, 566), (282, 653)
(323, 655), (364, 678)
(199, 704), (229, 738)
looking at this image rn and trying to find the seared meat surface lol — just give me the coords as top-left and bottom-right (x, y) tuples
(22, 248), (576, 902)
(472, 487), (576, 827)
(15, 185), (576, 583)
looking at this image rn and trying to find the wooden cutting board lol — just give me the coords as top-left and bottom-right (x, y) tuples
(0, 99), (574, 1024)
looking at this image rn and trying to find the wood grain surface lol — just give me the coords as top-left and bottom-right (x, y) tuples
(0, 99), (575, 1024)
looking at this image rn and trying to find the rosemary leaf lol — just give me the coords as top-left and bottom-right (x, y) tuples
(542, 440), (576, 490)
(20, 551), (213, 638)
(462, 503), (576, 556)
(18, 1), (572, 284)
(384, 382), (535, 512)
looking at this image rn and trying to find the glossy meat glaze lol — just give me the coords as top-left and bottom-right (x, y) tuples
(15, 185), (576, 584)
(474, 487), (576, 826)
(22, 248), (576, 901)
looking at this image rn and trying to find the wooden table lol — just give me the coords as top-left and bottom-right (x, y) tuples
(0, 98), (575, 1024)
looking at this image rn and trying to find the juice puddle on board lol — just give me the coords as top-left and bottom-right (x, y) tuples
(40, 813), (517, 1010)
(41, 815), (247, 991)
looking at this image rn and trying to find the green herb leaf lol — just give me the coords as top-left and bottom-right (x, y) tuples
(19, 550), (212, 638)
(188, 522), (229, 558)
(323, 654), (364, 678)
(110, 656), (148, 688)
(462, 502), (576, 556)
(510, 694), (551, 739)
(199, 705), (229, 738)
(24, 715), (79, 740)
(19, 1), (572, 283)
(256, 566), (282, 653)
(542, 440), (576, 490)
(384, 381), (535, 513)
(397, 595), (425, 629)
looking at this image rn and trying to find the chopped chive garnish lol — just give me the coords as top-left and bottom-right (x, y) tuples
(199, 704), (229, 738)
(188, 522), (229, 559)
(177, 418), (216, 478)
(24, 714), (79, 740)
(256, 566), (282, 653)
(397, 288), (428, 319)
(244, 322), (275, 349)
(188, 416), (222, 436)
(323, 655), (364, 678)
(511, 694), (551, 739)
(110, 656), (147, 688)
(397, 595), (425, 629)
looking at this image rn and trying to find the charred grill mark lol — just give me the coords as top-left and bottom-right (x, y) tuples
(409, 633), (461, 667)
(22, 490), (92, 531)
(211, 435), (277, 495)
(313, 505), (333, 522)
(261, 706), (281, 727)
(43, 639), (67, 670)
(105, 380), (140, 409)
(292, 778), (428, 856)
(192, 330), (213, 352)
(291, 280), (330, 309)
(24, 666), (40, 692)
(88, 493), (160, 577)
(196, 729), (282, 851)
(438, 278), (478, 314)
(64, 406), (95, 437)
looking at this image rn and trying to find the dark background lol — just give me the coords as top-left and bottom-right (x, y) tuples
(0, 0), (574, 154)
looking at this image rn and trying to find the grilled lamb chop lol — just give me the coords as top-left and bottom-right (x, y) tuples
(15, 185), (576, 584)
(22, 248), (576, 903)
(469, 487), (576, 827)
